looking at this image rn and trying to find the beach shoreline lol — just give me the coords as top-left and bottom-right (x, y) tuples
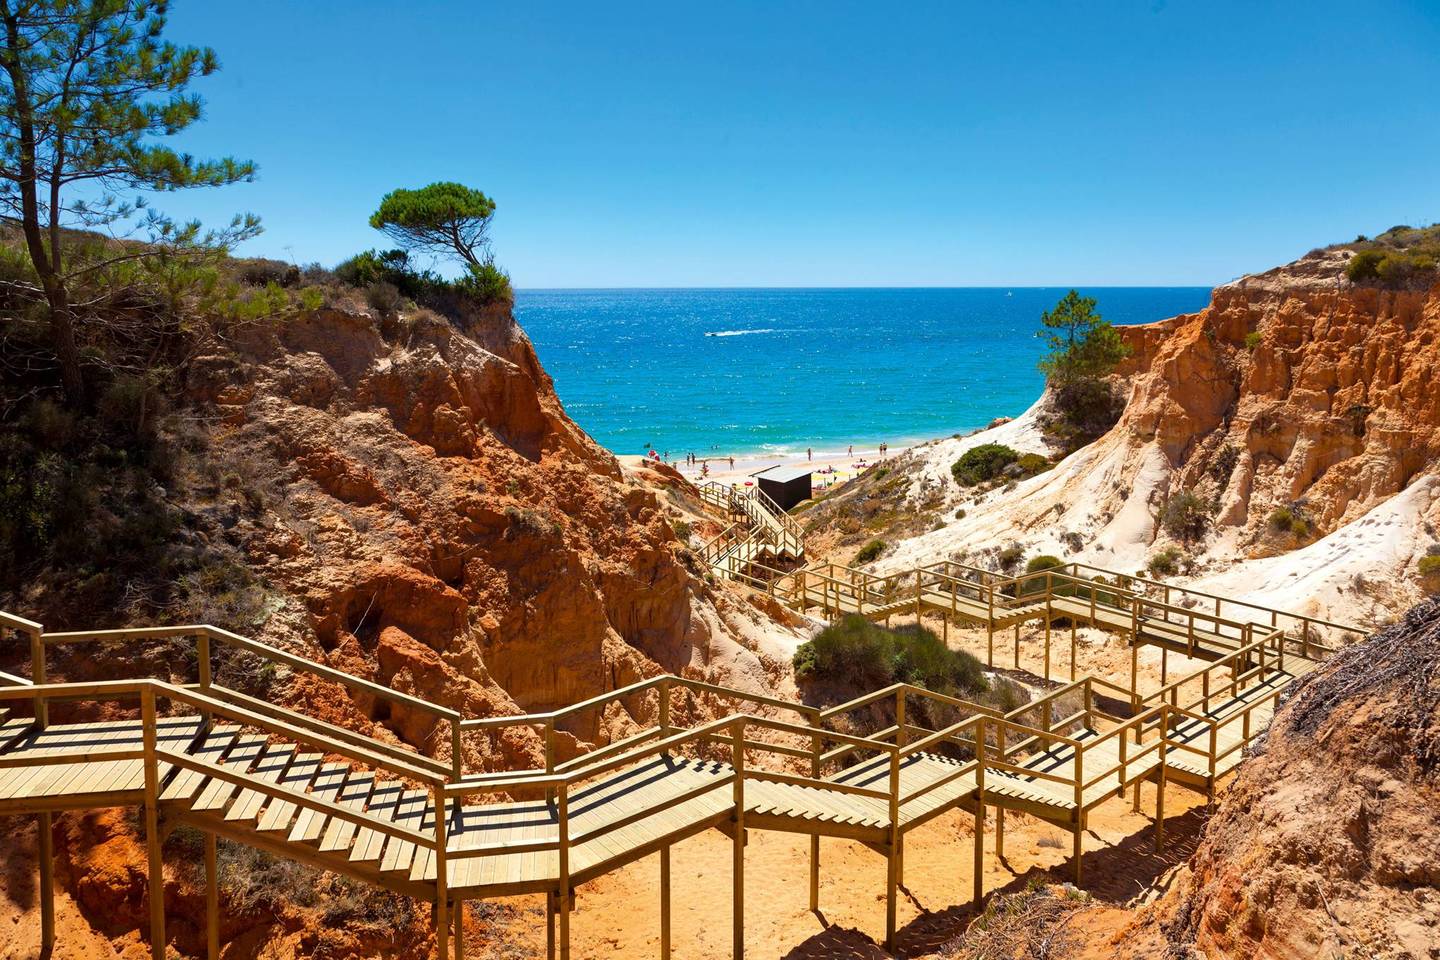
(619, 432), (964, 490)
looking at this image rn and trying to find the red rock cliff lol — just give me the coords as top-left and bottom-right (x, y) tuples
(1116, 247), (1440, 538)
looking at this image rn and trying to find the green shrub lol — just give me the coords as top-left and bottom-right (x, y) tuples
(1269, 506), (1310, 538)
(952, 443), (1019, 486)
(1046, 377), (1126, 451)
(855, 539), (886, 563)
(1147, 547), (1182, 577)
(1015, 453), (1052, 477)
(1346, 249), (1386, 282)
(1244, 331), (1262, 351)
(1026, 555), (1064, 574)
(671, 519), (692, 541)
(458, 258), (513, 305)
(1419, 555), (1440, 578)
(997, 543), (1025, 573)
(1160, 489), (1210, 542)
(792, 616), (988, 697)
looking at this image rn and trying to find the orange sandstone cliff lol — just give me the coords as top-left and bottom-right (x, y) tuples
(0, 292), (801, 959)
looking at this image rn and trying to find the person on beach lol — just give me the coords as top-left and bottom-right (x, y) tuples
(807, 447), (812, 461)
(702, 462), (709, 478)
(729, 456), (734, 468)
(847, 445), (852, 456)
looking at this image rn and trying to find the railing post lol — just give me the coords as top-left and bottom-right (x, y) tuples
(973, 718), (986, 909)
(1072, 739), (1084, 885)
(141, 685), (165, 960)
(807, 709), (822, 912)
(451, 717), (463, 779)
(1118, 722), (1129, 794)
(658, 678), (671, 741)
(731, 718), (746, 960)
(197, 629), (212, 690)
(558, 782), (571, 960)
(885, 739), (900, 950)
(895, 689), (907, 749)
(434, 782), (450, 960)
(28, 624), (46, 728)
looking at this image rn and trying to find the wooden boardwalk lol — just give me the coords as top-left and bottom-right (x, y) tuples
(0, 554), (1358, 960)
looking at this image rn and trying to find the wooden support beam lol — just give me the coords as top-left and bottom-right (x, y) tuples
(995, 806), (1004, 859)
(1070, 620), (1077, 681)
(660, 847), (671, 960)
(38, 812), (54, 955)
(1155, 764), (1167, 851)
(808, 836), (819, 912)
(546, 893), (556, 960)
(1072, 817), (1083, 886)
(558, 789), (572, 960)
(434, 787), (449, 960)
(1013, 624), (1020, 670)
(1044, 613), (1052, 682)
(141, 689), (165, 960)
(454, 899), (465, 960)
(731, 721), (745, 960)
(972, 803), (984, 909)
(205, 832), (219, 960)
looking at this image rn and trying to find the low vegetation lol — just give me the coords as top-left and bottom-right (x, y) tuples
(1268, 506), (1311, 539)
(939, 881), (1088, 959)
(1147, 546), (1183, 577)
(1418, 554), (1440, 579)
(996, 543), (1026, 573)
(1160, 489), (1210, 543)
(1343, 224), (1440, 289)
(855, 538), (887, 563)
(951, 444), (1051, 487)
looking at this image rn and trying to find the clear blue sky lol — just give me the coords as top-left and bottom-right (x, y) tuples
(160, 1), (1440, 287)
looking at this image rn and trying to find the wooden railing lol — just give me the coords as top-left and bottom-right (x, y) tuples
(13, 622), (463, 776)
(1061, 561), (1364, 655)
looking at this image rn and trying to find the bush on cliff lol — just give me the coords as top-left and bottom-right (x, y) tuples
(793, 615), (987, 697)
(1160, 489), (1211, 543)
(855, 539), (886, 563)
(952, 443), (1019, 485)
(1344, 224), (1440, 289)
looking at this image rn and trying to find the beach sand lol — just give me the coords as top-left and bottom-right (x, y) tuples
(620, 441), (915, 493)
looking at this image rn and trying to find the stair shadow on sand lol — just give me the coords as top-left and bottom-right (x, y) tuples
(784, 805), (1209, 958)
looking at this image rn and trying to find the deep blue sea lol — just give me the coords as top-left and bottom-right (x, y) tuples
(514, 288), (1211, 458)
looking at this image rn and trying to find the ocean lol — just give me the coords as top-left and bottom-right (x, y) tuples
(514, 287), (1212, 458)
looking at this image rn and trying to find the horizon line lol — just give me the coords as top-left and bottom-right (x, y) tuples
(512, 283), (1221, 292)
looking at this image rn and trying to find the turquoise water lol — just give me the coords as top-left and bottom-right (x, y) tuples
(514, 288), (1211, 458)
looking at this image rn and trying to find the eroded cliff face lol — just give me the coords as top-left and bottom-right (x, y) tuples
(1119, 247), (1440, 538)
(1123, 600), (1440, 960)
(176, 298), (795, 769)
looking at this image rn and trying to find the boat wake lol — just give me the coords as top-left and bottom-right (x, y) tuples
(705, 328), (776, 337)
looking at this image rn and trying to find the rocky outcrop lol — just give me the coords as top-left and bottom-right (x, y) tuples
(1116, 247), (1440, 536)
(1129, 599), (1440, 959)
(174, 298), (799, 770)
